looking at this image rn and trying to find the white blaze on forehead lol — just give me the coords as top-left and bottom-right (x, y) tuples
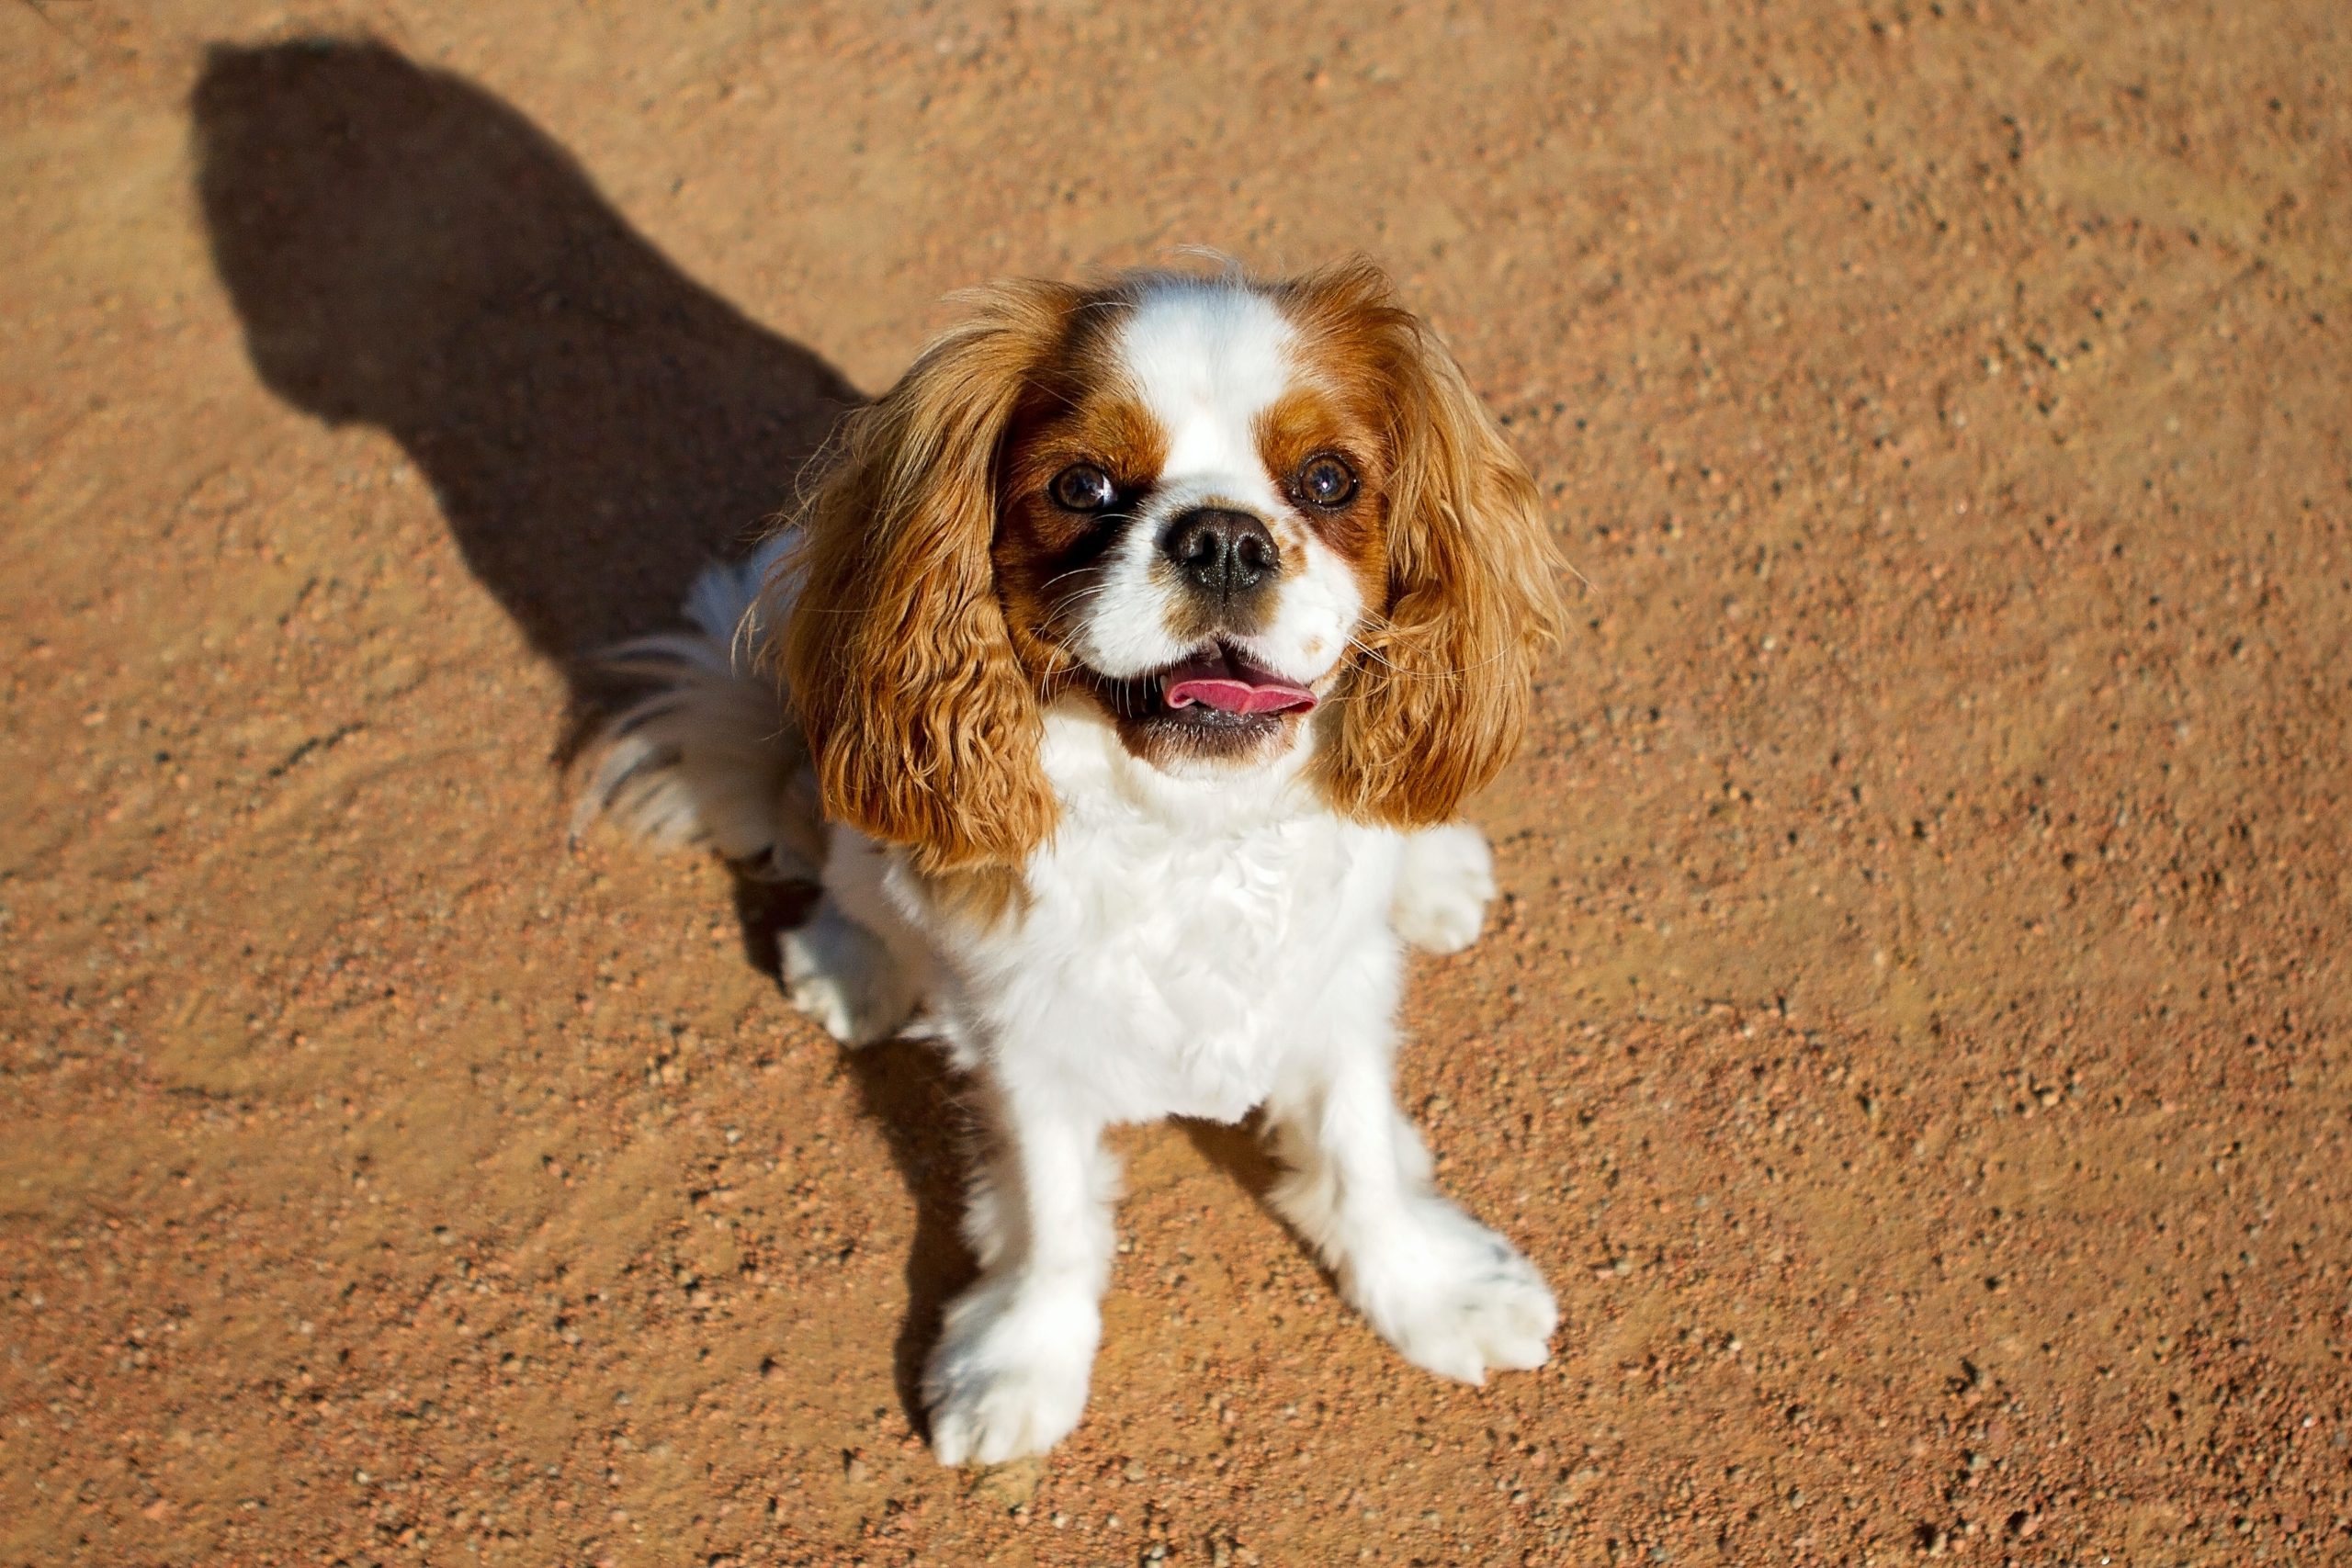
(1114, 282), (1295, 498)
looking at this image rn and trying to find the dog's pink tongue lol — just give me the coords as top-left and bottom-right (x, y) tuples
(1162, 648), (1317, 716)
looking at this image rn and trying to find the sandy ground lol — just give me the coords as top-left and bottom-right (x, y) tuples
(4, 2), (2348, 1563)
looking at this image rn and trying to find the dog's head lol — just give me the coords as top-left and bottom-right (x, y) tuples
(780, 261), (1564, 874)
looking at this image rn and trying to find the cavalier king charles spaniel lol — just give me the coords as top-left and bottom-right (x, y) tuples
(586, 260), (1565, 1464)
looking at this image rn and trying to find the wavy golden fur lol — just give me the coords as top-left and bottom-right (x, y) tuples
(1283, 264), (1567, 827)
(776, 281), (1078, 875)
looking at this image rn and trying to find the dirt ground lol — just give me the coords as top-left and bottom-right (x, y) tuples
(3, 1), (2347, 1563)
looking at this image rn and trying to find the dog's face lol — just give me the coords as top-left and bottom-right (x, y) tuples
(993, 281), (1384, 773)
(782, 263), (1563, 874)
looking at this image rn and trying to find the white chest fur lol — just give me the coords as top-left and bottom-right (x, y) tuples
(898, 705), (1406, 1124)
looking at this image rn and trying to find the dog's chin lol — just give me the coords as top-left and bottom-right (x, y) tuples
(1081, 640), (1321, 768)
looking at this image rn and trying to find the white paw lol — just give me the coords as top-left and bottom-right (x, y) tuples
(1346, 1200), (1557, 1385)
(777, 897), (915, 1047)
(923, 1280), (1098, 1466)
(1391, 822), (1497, 955)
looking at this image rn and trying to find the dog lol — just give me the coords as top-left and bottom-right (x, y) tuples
(584, 259), (1566, 1464)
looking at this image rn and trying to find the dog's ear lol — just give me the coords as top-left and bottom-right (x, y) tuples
(777, 282), (1074, 874)
(1301, 265), (1566, 828)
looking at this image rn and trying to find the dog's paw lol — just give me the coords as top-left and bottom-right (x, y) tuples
(777, 897), (915, 1047)
(923, 1280), (1099, 1467)
(1391, 822), (1497, 955)
(1346, 1200), (1556, 1385)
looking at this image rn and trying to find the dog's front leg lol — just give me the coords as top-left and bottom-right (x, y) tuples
(1265, 1013), (1557, 1384)
(1390, 820), (1498, 954)
(923, 1076), (1115, 1465)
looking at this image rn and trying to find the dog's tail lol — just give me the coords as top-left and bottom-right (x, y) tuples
(573, 531), (824, 879)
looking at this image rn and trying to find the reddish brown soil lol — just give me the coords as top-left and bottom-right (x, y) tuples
(4, 4), (2348, 1564)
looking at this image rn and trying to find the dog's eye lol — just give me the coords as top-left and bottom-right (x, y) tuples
(1297, 454), (1358, 509)
(1050, 463), (1119, 512)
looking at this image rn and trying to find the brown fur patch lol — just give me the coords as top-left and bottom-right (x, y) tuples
(1251, 381), (1390, 612)
(990, 290), (1164, 701)
(776, 278), (1082, 876)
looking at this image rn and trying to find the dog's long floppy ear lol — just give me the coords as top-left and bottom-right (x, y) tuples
(1303, 265), (1566, 828)
(777, 282), (1074, 874)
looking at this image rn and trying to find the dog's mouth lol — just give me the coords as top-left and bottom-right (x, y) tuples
(1158, 643), (1317, 717)
(1090, 641), (1319, 738)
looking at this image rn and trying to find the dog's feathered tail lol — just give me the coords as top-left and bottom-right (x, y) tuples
(574, 532), (824, 879)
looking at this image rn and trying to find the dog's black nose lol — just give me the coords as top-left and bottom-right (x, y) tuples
(1161, 508), (1276, 597)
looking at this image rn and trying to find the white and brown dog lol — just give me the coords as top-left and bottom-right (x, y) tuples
(587, 261), (1565, 1464)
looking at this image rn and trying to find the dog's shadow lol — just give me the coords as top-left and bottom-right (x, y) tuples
(191, 38), (858, 708)
(195, 39), (1298, 1428)
(191, 37), (983, 1424)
